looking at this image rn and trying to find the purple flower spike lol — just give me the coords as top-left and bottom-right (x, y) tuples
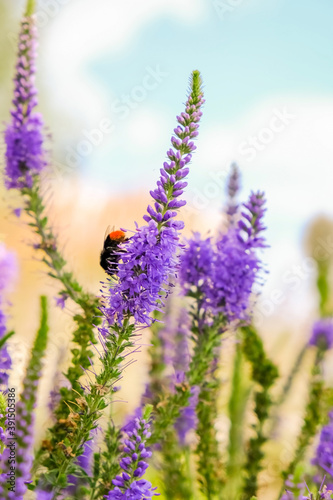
(211, 230), (261, 322)
(101, 72), (204, 328)
(309, 319), (333, 351)
(144, 71), (204, 229)
(105, 415), (159, 499)
(313, 411), (333, 478)
(4, 15), (46, 189)
(238, 191), (267, 249)
(179, 233), (214, 293)
(180, 192), (267, 323)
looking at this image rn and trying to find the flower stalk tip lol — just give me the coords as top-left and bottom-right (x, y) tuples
(25, 0), (36, 16)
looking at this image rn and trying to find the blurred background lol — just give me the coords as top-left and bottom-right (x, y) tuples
(1, 1), (333, 496)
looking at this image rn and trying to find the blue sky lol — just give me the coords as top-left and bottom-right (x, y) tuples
(89, 0), (333, 122)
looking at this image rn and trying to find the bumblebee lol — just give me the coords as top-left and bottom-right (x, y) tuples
(100, 229), (127, 275)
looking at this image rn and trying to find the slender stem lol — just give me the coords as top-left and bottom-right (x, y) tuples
(25, 0), (36, 16)
(240, 325), (279, 499)
(224, 343), (249, 499)
(278, 349), (325, 498)
(269, 344), (308, 438)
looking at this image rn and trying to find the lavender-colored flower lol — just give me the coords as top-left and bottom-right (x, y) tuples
(105, 480), (159, 499)
(0, 296), (48, 499)
(238, 191), (267, 249)
(309, 319), (333, 351)
(180, 191), (266, 323)
(102, 222), (180, 327)
(55, 293), (69, 309)
(174, 385), (199, 446)
(0, 244), (17, 294)
(313, 411), (333, 478)
(36, 490), (53, 500)
(280, 485), (333, 500)
(211, 230), (260, 322)
(105, 415), (159, 499)
(67, 438), (93, 495)
(102, 72), (204, 328)
(226, 162), (241, 221)
(179, 232), (214, 295)
(0, 401), (35, 499)
(4, 15), (46, 189)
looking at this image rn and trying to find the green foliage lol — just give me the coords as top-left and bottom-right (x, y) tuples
(281, 348), (325, 484)
(160, 430), (194, 500)
(240, 325), (279, 499)
(90, 422), (122, 499)
(224, 344), (250, 499)
(37, 321), (136, 496)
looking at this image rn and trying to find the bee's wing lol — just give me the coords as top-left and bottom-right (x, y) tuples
(103, 225), (115, 243)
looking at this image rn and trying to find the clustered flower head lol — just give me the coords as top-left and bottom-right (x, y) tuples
(4, 14), (46, 189)
(105, 414), (159, 499)
(309, 319), (333, 351)
(102, 71), (204, 328)
(313, 411), (333, 478)
(180, 191), (266, 323)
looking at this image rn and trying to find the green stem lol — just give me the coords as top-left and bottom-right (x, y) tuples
(149, 308), (225, 498)
(224, 343), (250, 499)
(42, 324), (134, 498)
(317, 260), (331, 316)
(269, 344), (307, 438)
(193, 324), (225, 498)
(25, 0), (36, 16)
(279, 348), (325, 498)
(160, 430), (194, 500)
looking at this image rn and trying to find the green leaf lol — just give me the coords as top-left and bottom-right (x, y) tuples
(0, 331), (14, 350)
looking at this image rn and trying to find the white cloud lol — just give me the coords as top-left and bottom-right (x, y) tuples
(126, 107), (169, 151)
(40, 0), (207, 125)
(182, 95), (333, 303)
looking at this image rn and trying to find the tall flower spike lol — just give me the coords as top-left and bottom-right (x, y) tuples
(105, 406), (159, 499)
(226, 162), (241, 222)
(4, 10), (46, 189)
(180, 192), (267, 323)
(0, 296), (48, 500)
(238, 190), (267, 249)
(103, 71), (204, 327)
